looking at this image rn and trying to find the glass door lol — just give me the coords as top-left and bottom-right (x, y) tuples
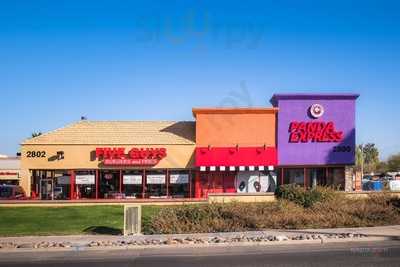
(40, 179), (53, 200)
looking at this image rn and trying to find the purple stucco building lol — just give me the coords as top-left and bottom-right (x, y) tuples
(271, 93), (359, 190)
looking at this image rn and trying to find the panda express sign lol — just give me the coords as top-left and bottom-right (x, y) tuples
(289, 121), (344, 143)
(95, 147), (167, 166)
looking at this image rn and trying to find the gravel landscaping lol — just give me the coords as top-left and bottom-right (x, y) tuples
(0, 232), (369, 250)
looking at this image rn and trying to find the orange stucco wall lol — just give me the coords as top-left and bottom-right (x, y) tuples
(194, 109), (278, 147)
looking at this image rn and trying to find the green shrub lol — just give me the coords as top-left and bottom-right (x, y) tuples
(275, 184), (337, 207)
(143, 191), (400, 235)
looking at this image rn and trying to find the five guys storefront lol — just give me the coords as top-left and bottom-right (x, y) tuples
(19, 93), (359, 201)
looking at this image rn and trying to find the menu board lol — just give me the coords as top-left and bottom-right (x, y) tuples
(169, 174), (189, 184)
(146, 174), (166, 184)
(76, 175), (95, 185)
(123, 175), (142, 185)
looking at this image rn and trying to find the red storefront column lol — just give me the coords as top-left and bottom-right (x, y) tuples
(70, 170), (76, 200)
(189, 169), (192, 198)
(142, 169), (146, 198)
(194, 170), (201, 198)
(119, 170), (122, 193)
(166, 169), (169, 198)
(95, 170), (99, 199)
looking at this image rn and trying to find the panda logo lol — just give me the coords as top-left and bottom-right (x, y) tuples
(309, 104), (324, 119)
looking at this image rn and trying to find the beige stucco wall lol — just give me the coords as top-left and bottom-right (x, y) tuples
(20, 144), (195, 195)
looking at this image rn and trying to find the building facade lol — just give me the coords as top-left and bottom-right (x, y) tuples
(271, 94), (359, 191)
(19, 93), (359, 201)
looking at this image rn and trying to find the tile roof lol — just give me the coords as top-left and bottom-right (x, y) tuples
(22, 121), (196, 145)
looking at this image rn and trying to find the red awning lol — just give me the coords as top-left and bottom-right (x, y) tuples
(195, 146), (277, 167)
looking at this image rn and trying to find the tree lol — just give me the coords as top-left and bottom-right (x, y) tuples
(356, 143), (380, 174)
(31, 132), (42, 138)
(386, 153), (400, 172)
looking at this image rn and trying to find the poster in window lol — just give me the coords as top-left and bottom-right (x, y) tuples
(170, 174), (189, 184)
(123, 175), (142, 185)
(76, 175), (95, 185)
(147, 174), (166, 184)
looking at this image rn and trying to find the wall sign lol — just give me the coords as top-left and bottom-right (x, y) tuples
(95, 147), (167, 166)
(169, 174), (189, 184)
(146, 174), (166, 184)
(123, 175), (142, 185)
(76, 175), (95, 185)
(309, 104), (324, 118)
(289, 121), (344, 143)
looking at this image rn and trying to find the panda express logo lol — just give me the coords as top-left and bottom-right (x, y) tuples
(309, 103), (324, 118)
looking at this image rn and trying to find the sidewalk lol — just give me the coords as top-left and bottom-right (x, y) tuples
(0, 225), (399, 251)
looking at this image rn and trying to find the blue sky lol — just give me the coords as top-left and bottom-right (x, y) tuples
(1, 0), (399, 159)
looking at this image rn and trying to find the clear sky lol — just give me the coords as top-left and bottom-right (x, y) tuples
(1, 0), (399, 159)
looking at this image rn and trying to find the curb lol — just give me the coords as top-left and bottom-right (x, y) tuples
(0, 236), (392, 254)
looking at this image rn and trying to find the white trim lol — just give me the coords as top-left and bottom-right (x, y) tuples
(229, 166), (236, 171)
(258, 166), (265, 171)
(248, 166), (255, 171)
(210, 166), (216, 171)
(268, 165), (274, 171)
(239, 166), (245, 171)
(219, 166), (226, 171)
(200, 166), (206, 172)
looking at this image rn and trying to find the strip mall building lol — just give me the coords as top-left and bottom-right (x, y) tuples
(19, 93), (359, 200)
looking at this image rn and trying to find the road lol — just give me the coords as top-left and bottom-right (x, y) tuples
(0, 241), (399, 267)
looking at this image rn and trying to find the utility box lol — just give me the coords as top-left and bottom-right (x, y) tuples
(124, 205), (141, 236)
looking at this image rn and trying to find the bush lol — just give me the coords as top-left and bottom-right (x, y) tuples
(275, 184), (337, 207)
(143, 192), (400, 234)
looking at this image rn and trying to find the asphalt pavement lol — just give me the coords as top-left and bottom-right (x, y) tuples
(0, 240), (399, 267)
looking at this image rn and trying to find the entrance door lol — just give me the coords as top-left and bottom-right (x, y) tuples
(40, 179), (53, 200)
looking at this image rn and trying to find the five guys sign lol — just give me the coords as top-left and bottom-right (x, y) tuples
(95, 147), (167, 166)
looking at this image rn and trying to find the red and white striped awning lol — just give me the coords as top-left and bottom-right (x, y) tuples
(199, 166), (274, 172)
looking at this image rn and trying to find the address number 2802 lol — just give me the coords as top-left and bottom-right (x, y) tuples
(26, 151), (46, 158)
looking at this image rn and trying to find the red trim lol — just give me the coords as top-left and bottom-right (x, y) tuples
(119, 170), (122, 193)
(70, 170), (75, 200)
(95, 170), (99, 199)
(195, 146), (277, 167)
(166, 169), (169, 198)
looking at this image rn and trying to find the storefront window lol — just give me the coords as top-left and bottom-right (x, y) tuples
(76, 170), (96, 199)
(306, 168), (326, 188)
(146, 170), (166, 198)
(99, 171), (120, 199)
(283, 168), (304, 186)
(123, 170), (143, 198)
(327, 167), (345, 190)
(169, 170), (189, 198)
(54, 171), (70, 200)
(236, 171), (276, 193)
(305, 167), (345, 190)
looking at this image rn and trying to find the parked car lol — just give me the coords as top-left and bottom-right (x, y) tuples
(0, 185), (27, 200)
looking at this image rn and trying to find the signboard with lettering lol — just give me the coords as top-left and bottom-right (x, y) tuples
(169, 174), (189, 184)
(271, 94), (358, 165)
(146, 174), (166, 184)
(76, 175), (95, 185)
(123, 175), (143, 185)
(95, 147), (167, 166)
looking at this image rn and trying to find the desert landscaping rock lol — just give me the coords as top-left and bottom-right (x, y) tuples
(0, 231), (373, 251)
